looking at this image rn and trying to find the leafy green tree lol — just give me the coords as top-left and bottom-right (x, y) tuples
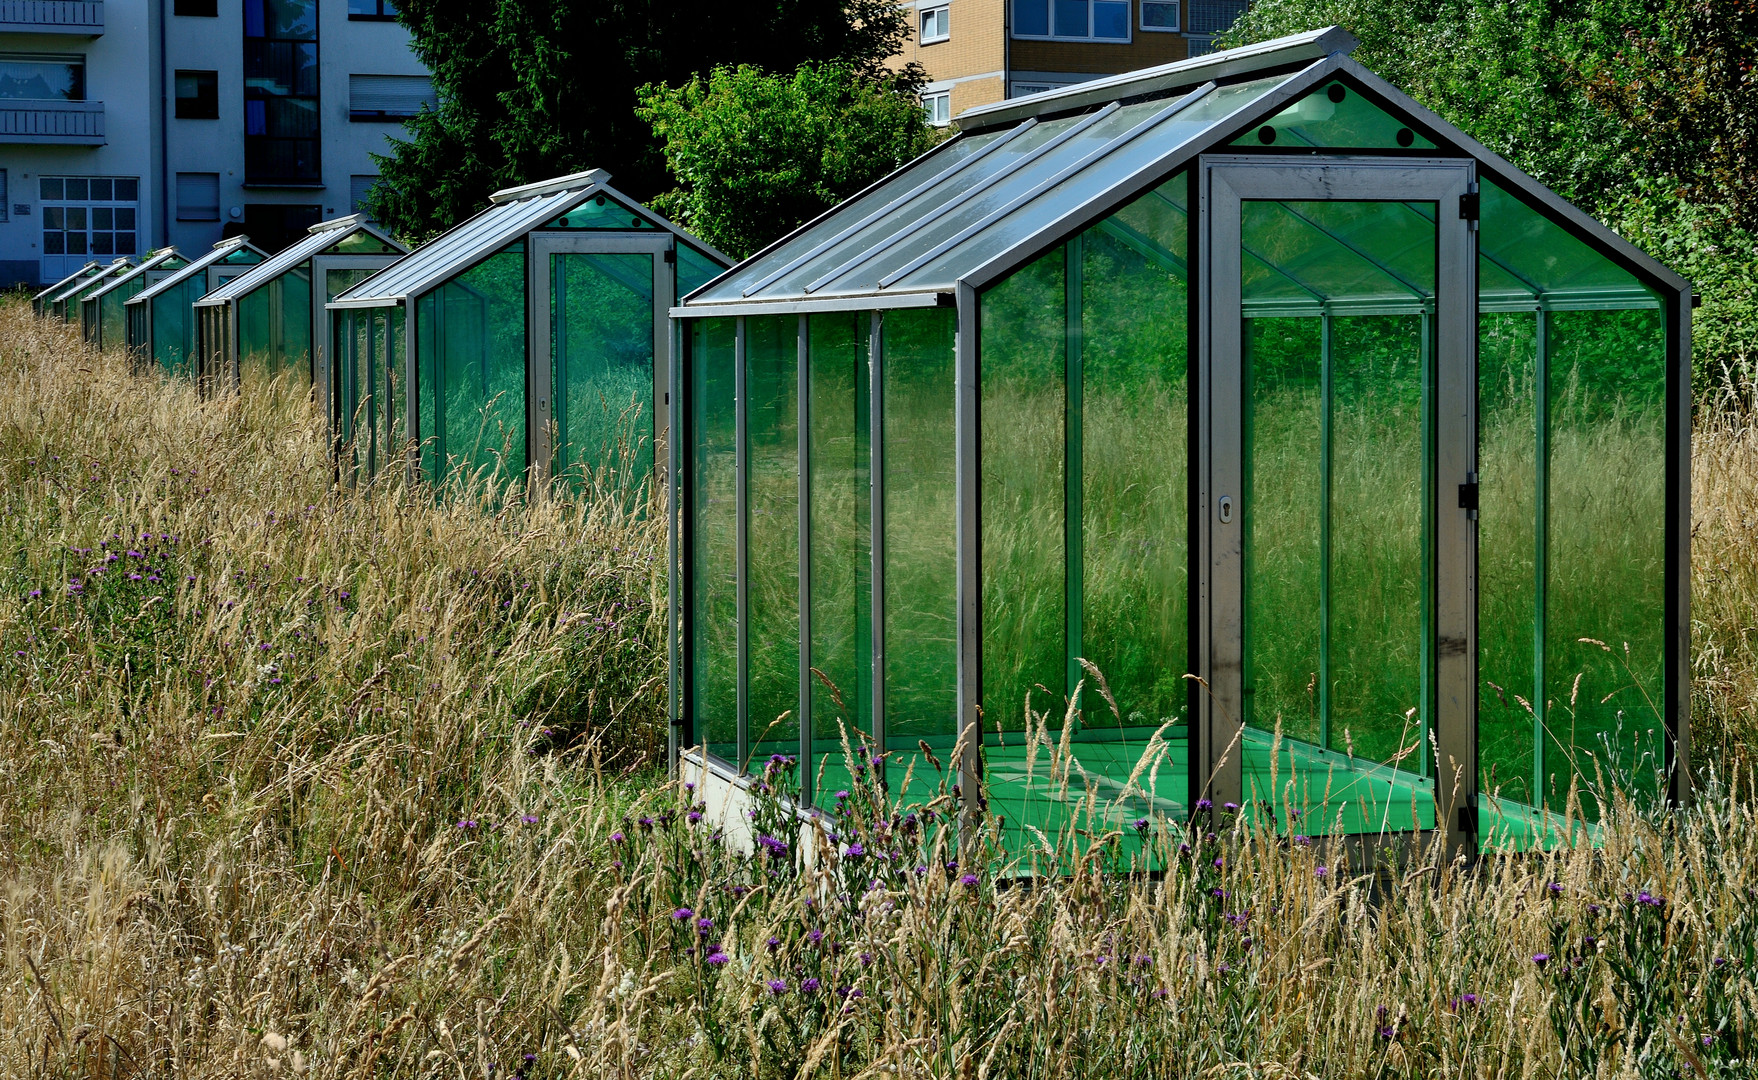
(636, 62), (943, 260)
(368, 0), (918, 243)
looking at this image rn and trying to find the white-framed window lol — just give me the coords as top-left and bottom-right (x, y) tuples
(1012, 0), (1130, 41)
(922, 90), (951, 126)
(1141, 1), (1180, 31)
(919, 4), (950, 43)
(39, 176), (139, 278)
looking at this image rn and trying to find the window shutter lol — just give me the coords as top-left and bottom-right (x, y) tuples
(176, 172), (220, 221)
(348, 75), (437, 119)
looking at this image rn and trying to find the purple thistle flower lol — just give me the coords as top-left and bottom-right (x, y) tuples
(1195, 799), (1213, 812)
(670, 907), (693, 920)
(767, 979), (787, 995)
(801, 977), (821, 993)
(706, 950), (729, 966)
(1133, 818), (1149, 832)
(766, 936), (781, 953)
(687, 810), (703, 824)
(1223, 802), (1239, 812)
(846, 842), (865, 858)
(807, 928), (824, 945)
(1548, 882), (1563, 895)
(696, 917), (713, 935)
(959, 873), (979, 887)
(1314, 866), (1328, 878)
(1532, 953), (1551, 967)
(610, 831), (625, 843)
(521, 814), (538, 825)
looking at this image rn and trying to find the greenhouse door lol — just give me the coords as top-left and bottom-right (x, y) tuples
(528, 233), (673, 492)
(1198, 156), (1479, 852)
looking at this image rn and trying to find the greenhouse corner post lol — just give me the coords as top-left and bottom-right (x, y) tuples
(957, 283), (984, 830)
(735, 316), (751, 773)
(797, 313), (814, 804)
(668, 315), (682, 777)
(1668, 287), (1692, 808)
(869, 311), (887, 783)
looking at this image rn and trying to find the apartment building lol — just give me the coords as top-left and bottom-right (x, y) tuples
(0, 0), (431, 288)
(895, 0), (1251, 122)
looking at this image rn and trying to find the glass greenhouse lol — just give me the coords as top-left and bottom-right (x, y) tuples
(46, 258), (136, 321)
(327, 171), (729, 490)
(80, 248), (189, 352)
(671, 27), (1692, 856)
(126, 237), (268, 377)
(192, 214), (406, 400)
(34, 262), (101, 316)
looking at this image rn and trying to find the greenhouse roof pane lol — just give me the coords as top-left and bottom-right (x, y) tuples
(692, 75), (1291, 306)
(130, 238), (265, 305)
(35, 262), (101, 304)
(50, 259), (133, 305)
(333, 171), (726, 309)
(1478, 179), (1656, 308)
(85, 248), (184, 301)
(196, 216), (405, 307)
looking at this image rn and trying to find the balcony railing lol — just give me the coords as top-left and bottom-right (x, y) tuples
(0, 99), (104, 144)
(0, 0), (105, 33)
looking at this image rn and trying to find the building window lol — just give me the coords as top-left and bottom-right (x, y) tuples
(922, 90), (951, 126)
(919, 5), (949, 43)
(40, 177), (138, 269)
(176, 173), (221, 221)
(175, 70), (219, 119)
(0, 170), (8, 223)
(1187, 0), (1249, 34)
(244, 0), (321, 185)
(347, 0), (399, 18)
(350, 174), (379, 217)
(174, 0), (218, 15)
(348, 74), (436, 120)
(1012, 0), (1130, 41)
(1141, 1), (1180, 31)
(0, 54), (85, 100)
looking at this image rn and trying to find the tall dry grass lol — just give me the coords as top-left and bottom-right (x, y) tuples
(2, 294), (1758, 1078)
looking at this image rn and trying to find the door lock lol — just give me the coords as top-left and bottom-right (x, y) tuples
(1219, 495), (1234, 524)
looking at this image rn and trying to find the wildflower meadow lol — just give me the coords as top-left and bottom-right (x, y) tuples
(4, 294), (1758, 1077)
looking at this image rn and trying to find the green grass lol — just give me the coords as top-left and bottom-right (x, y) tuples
(7, 295), (1758, 1077)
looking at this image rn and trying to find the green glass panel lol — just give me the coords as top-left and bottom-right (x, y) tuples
(239, 288), (273, 384)
(326, 267), (370, 301)
(881, 306), (957, 747)
(421, 244), (528, 486)
(330, 230), (398, 254)
(1480, 180), (1658, 307)
(980, 247), (1065, 732)
(153, 282), (196, 374)
(551, 251), (655, 492)
(1544, 308), (1666, 816)
(126, 303), (146, 366)
(283, 265), (313, 377)
(220, 246), (265, 265)
(806, 313), (871, 784)
(99, 285), (133, 350)
(677, 243), (723, 297)
(1478, 312), (1540, 807)
(745, 315), (800, 759)
(692, 318), (739, 764)
(354, 307), (382, 477)
(386, 305), (405, 474)
(545, 194), (655, 230)
(1083, 182), (1190, 734)
(1229, 81), (1436, 150)
(414, 298), (436, 480)
(1327, 314), (1429, 767)
(1243, 315), (1323, 748)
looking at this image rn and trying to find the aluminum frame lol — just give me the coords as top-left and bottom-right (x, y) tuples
(1200, 155), (1477, 852)
(527, 232), (676, 488)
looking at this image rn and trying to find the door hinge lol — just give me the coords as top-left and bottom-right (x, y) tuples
(1456, 801), (1479, 838)
(1459, 187), (1480, 229)
(1458, 472), (1479, 519)
(664, 248), (676, 264)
